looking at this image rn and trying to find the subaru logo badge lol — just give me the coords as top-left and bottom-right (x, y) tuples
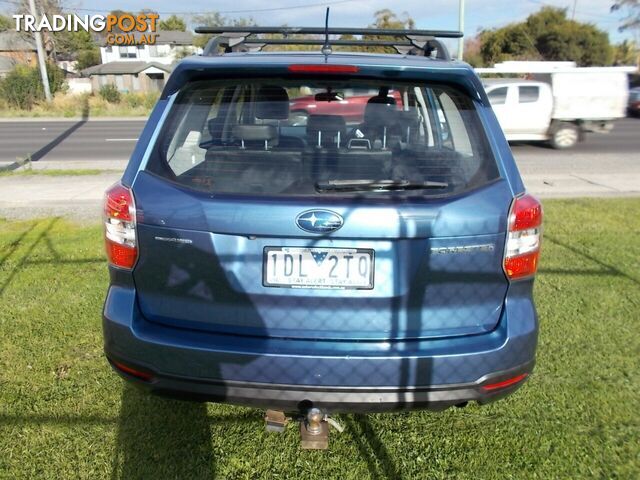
(296, 209), (343, 234)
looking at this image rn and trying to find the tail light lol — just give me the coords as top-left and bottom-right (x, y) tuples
(504, 194), (542, 280)
(104, 183), (137, 269)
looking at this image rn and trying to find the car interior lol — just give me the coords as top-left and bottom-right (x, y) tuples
(150, 80), (498, 196)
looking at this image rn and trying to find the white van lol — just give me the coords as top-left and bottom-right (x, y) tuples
(484, 72), (628, 149)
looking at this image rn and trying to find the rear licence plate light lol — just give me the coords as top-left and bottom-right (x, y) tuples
(504, 194), (543, 280)
(263, 247), (374, 289)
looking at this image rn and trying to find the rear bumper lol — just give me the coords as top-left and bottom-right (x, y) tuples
(107, 355), (533, 413)
(103, 281), (538, 413)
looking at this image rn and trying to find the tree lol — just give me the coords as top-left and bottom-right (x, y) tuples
(337, 9), (416, 53)
(0, 63), (66, 109)
(463, 35), (485, 67)
(158, 14), (187, 32)
(612, 0), (640, 32)
(76, 49), (101, 70)
(192, 13), (254, 49)
(54, 29), (95, 55)
(480, 7), (612, 66)
(371, 9), (415, 30)
(612, 39), (638, 64)
(0, 14), (11, 32)
(480, 25), (538, 63)
(537, 22), (612, 65)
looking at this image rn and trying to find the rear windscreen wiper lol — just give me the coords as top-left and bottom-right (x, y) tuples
(315, 179), (449, 192)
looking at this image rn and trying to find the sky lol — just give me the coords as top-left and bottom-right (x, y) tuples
(1, 0), (635, 46)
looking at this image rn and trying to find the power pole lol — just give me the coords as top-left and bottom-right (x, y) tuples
(571, 0), (577, 20)
(28, 0), (52, 102)
(458, 0), (465, 60)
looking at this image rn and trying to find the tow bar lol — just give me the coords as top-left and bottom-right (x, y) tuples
(264, 408), (344, 450)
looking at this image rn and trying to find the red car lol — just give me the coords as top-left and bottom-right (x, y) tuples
(289, 88), (403, 125)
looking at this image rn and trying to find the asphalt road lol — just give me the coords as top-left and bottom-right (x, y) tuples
(0, 117), (637, 172)
(0, 117), (637, 220)
(0, 119), (145, 164)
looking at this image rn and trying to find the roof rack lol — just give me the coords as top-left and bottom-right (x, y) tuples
(196, 27), (463, 61)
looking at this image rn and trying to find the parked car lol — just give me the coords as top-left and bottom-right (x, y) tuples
(103, 28), (541, 418)
(288, 88), (403, 125)
(628, 87), (640, 117)
(484, 71), (628, 149)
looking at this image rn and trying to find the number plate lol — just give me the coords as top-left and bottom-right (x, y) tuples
(263, 247), (374, 289)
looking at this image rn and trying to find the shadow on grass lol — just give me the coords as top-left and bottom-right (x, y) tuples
(0, 217), (104, 297)
(111, 385), (215, 480)
(0, 220), (39, 269)
(542, 234), (640, 286)
(346, 415), (402, 480)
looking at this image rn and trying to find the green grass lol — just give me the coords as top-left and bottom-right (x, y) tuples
(0, 92), (157, 118)
(0, 168), (111, 177)
(0, 198), (639, 479)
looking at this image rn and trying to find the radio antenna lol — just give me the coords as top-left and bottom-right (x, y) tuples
(321, 7), (332, 56)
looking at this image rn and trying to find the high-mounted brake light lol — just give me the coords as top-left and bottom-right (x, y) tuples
(288, 64), (359, 74)
(104, 183), (137, 269)
(504, 194), (542, 280)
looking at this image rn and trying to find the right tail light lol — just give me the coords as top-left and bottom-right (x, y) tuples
(504, 194), (542, 280)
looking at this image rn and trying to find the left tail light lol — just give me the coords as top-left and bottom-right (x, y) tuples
(504, 194), (543, 280)
(104, 183), (137, 269)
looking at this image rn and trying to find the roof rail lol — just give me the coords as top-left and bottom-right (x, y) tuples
(196, 27), (462, 61)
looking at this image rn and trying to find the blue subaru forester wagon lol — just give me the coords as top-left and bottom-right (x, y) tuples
(102, 26), (542, 416)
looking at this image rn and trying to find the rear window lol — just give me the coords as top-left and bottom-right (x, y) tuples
(146, 78), (499, 197)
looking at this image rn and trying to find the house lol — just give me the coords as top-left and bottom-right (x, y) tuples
(99, 30), (199, 65)
(81, 30), (199, 93)
(81, 61), (172, 93)
(0, 31), (37, 76)
(56, 53), (78, 74)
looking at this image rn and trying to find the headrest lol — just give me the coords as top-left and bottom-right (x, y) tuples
(233, 125), (278, 144)
(306, 114), (346, 133)
(364, 96), (398, 127)
(306, 115), (347, 147)
(367, 95), (396, 106)
(256, 85), (290, 120)
(397, 109), (420, 125)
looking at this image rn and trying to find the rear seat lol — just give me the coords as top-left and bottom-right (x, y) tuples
(390, 148), (470, 186)
(304, 114), (394, 182)
(182, 124), (302, 194)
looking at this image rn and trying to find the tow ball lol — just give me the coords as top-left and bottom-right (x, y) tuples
(264, 408), (343, 450)
(300, 408), (329, 450)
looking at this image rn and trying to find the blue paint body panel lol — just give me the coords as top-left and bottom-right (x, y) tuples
(103, 51), (537, 412)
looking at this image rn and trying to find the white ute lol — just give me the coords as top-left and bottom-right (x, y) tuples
(481, 66), (630, 149)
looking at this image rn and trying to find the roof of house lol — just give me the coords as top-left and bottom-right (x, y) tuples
(98, 30), (194, 47)
(81, 61), (173, 76)
(0, 31), (36, 52)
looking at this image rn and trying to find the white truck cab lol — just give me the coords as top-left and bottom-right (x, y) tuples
(483, 70), (629, 149)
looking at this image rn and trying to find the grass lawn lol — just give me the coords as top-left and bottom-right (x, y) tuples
(0, 198), (638, 479)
